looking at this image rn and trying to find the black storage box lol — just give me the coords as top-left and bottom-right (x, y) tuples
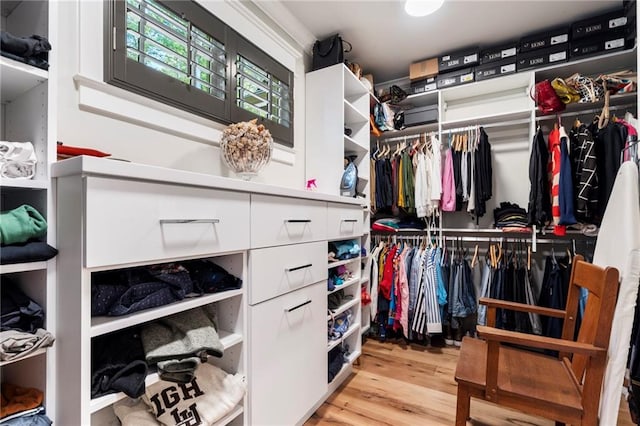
(519, 28), (569, 52)
(570, 30), (627, 59)
(517, 43), (568, 71)
(436, 68), (475, 89)
(480, 43), (518, 64)
(438, 47), (479, 72)
(572, 9), (629, 40)
(475, 59), (517, 81)
(410, 77), (437, 95)
(404, 104), (438, 127)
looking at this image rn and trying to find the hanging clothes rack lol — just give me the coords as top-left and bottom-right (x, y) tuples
(442, 118), (531, 133)
(377, 131), (433, 144)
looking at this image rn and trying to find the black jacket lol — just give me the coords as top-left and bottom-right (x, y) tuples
(527, 128), (551, 226)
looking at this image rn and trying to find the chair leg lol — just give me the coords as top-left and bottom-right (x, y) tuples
(456, 385), (471, 426)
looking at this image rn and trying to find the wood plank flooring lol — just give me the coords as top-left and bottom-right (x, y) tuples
(306, 338), (635, 426)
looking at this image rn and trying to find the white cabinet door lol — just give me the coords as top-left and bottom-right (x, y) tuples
(249, 241), (327, 305)
(249, 282), (327, 425)
(250, 194), (327, 248)
(85, 177), (250, 268)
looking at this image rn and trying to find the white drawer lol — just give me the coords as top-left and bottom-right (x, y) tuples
(85, 177), (250, 268)
(249, 241), (327, 305)
(327, 203), (363, 240)
(250, 194), (327, 248)
(249, 282), (327, 425)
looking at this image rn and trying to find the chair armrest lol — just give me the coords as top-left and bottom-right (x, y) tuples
(479, 297), (565, 318)
(477, 325), (607, 356)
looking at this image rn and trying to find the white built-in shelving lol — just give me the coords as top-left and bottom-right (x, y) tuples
(0, 1), (57, 424)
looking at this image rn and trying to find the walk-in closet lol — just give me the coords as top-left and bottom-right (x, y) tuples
(0, 0), (638, 425)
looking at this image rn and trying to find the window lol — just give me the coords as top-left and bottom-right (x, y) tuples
(106, 0), (294, 146)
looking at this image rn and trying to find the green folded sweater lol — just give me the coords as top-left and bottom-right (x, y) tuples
(0, 205), (47, 245)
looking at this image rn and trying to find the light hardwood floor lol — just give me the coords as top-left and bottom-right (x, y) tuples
(306, 338), (635, 426)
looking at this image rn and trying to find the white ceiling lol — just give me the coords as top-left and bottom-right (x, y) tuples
(279, 0), (622, 82)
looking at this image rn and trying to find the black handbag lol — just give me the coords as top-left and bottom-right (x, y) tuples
(312, 34), (352, 71)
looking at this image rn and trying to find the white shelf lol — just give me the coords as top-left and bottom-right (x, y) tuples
(1, 56), (48, 103)
(89, 330), (243, 413)
(361, 324), (371, 335)
(343, 66), (369, 99)
(328, 297), (360, 321)
(535, 47), (637, 82)
(328, 257), (360, 269)
(0, 178), (49, 190)
(360, 276), (370, 284)
(0, 261), (48, 274)
(441, 109), (531, 130)
(344, 99), (369, 126)
(397, 90), (439, 108)
(442, 71), (532, 102)
(326, 349), (361, 393)
(327, 322), (360, 351)
(344, 134), (367, 153)
(0, 348), (47, 367)
(91, 289), (243, 337)
(328, 275), (361, 295)
(213, 405), (244, 426)
(377, 121), (439, 138)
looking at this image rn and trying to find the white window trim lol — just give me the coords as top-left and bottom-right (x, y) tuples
(74, 74), (296, 165)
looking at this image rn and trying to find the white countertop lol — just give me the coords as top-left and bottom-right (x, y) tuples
(51, 156), (364, 206)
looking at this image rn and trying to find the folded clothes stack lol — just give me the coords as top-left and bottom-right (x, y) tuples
(493, 202), (530, 230)
(371, 217), (426, 232)
(0, 142), (37, 179)
(0, 205), (58, 265)
(0, 383), (52, 426)
(0, 280), (55, 363)
(0, 31), (51, 70)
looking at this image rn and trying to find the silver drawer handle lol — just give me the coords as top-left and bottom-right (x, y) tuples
(285, 219), (312, 223)
(159, 219), (220, 224)
(286, 263), (313, 272)
(285, 299), (312, 312)
(342, 219), (358, 223)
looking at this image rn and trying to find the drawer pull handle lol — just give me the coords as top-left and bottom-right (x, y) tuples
(285, 219), (312, 223)
(285, 299), (312, 312)
(159, 219), (220, 224)
(286, 263), (313, 272)
(342, 219), (358, 223)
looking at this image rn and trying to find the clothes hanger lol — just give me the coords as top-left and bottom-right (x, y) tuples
(471, 243), (479, 268)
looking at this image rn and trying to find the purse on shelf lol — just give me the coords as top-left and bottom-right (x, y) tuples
(596, 70), (637, 95)
(531, 80), (565, 114)
(565, 73), (605, 103)
(312, 34), (352, 71)
(551, 78), (581, 104)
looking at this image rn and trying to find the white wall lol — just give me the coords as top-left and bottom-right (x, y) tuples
(56, 0), (308, 188)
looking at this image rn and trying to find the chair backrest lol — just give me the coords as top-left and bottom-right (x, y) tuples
(560, 255), (619, 393)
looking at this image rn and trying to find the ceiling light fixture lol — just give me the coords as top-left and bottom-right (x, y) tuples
(404, 0), (445, 17)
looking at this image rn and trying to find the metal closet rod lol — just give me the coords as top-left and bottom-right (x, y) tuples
(372, 233), (579, 246)
(376, 118), (531, 143)
(536, 103), (637, 122)
(442, 118), (531, 133)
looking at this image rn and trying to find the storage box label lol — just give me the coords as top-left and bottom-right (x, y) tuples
(501, 63), (516, 73)
(502, 47), (517, 58)
(442, 78), (456, 85)
(606, 38), (625, 49)
(460, 72), (474, 82)
(551, 34), (569, 44)
(549, 51), (567, 62)
(610, 17), (628, 28)
(463, 53), (478, 64)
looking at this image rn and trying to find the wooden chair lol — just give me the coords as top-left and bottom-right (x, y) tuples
(454, 256), (620, 426)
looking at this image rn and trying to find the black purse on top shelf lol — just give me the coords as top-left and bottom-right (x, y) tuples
(312, 34), (352, 71)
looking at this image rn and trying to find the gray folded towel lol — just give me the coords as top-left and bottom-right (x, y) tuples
(141, 306), (224, 383)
